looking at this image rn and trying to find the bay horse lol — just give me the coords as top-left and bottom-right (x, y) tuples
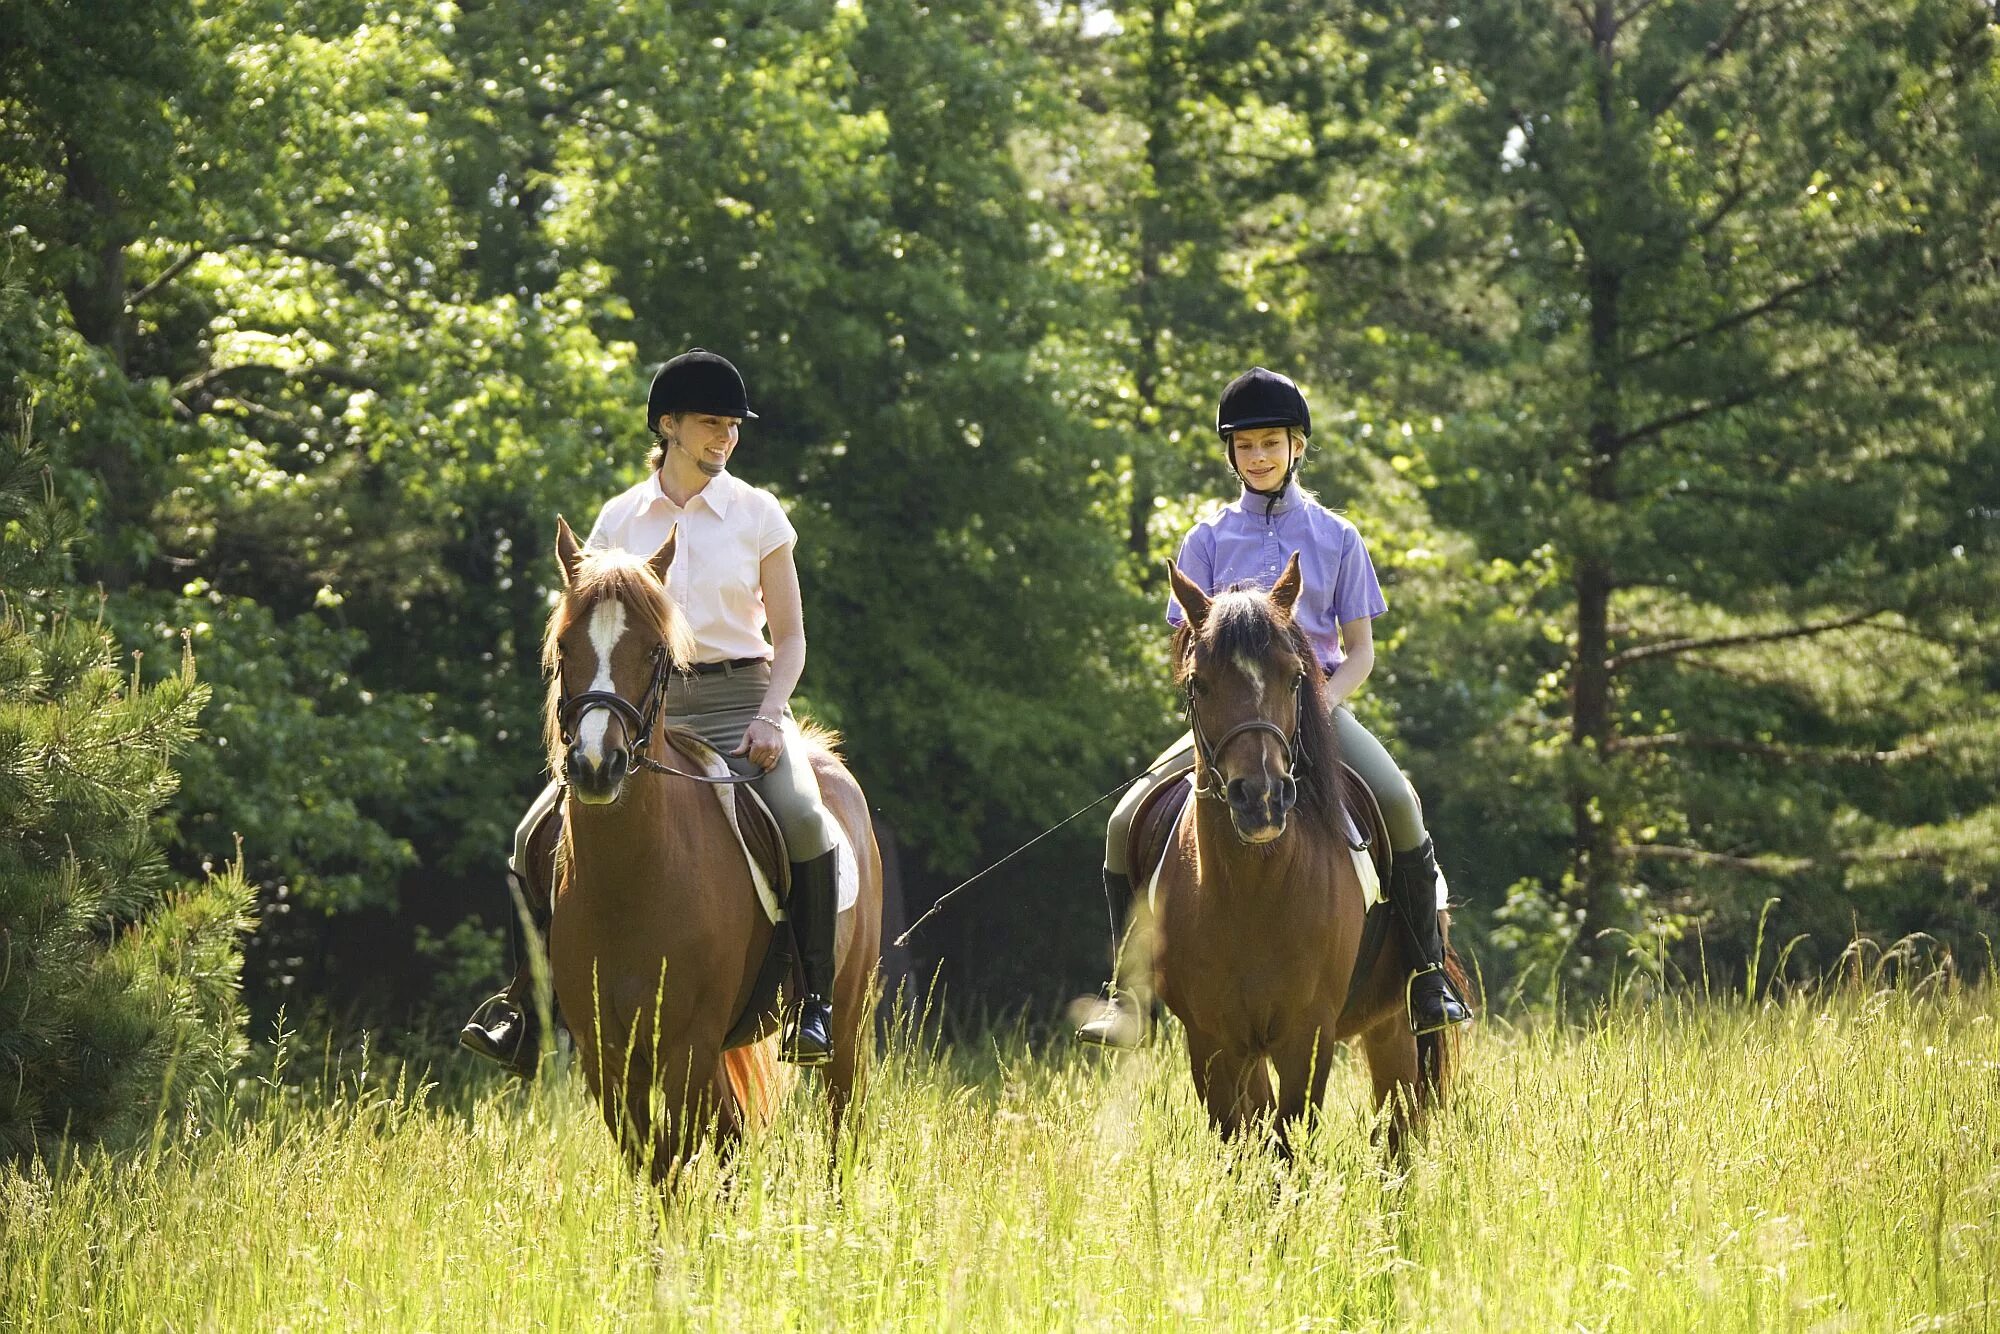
(542, 518), (882, 1182)
(1141, 553), (1461, 1156)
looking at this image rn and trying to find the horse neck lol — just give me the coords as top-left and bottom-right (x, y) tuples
(564, 739), (717, 898)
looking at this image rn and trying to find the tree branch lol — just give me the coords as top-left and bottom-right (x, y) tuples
(1607, 608), (1886, 672)
(125, 233), (400, 311)
(1607, 731), (1934, 764)
(172, 362), (378, 402)
(1617, 842), (1812, 874)
(1619, 839), (1945, 873)
(1610, 366), (1806, 450)
(1646, 0), (1776, 120)
(1621, 267), (1839, 370)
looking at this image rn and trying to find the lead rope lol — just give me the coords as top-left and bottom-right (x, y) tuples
(892, 756), (1186, 948)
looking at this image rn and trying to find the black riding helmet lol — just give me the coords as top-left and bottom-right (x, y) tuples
(1216, 366), (1311, 439)
(1217, 367), (1310, 503)
(646, 348), (758, 432)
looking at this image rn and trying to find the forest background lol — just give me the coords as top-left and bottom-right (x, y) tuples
(4, 0), (1998, 1133)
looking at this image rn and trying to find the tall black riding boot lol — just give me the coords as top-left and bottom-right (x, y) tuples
(1388, 837), (1473, 1035)
(782, 848), (839, 1067)
(459, 867), (548, 1077)
(1076, 868), (1146, 1048)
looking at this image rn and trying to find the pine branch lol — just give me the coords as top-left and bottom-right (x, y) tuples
(1646, 0), (1788, 121)
(1607, 732), (1934, 765)
(1618, 839), (1945, 874)
(1606, 608), (1887, 672)
(1610, 367), (1807, 450)
(1621, 266), (1838, 370)
(1617, 842), (1811, 874)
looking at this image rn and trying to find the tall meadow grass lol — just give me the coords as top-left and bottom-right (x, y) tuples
(4, 973), (1997, 1330)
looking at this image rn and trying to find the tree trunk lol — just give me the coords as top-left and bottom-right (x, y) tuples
(1125, 0), (1175, 569)
(1569, 2), (1628, 952)
(60, 148), (129, 369)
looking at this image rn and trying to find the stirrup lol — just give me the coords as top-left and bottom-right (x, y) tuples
(782, 997), (835, 1067)
(1076, 988), (1148, 1049)
(1405, 963), (1472, 1036)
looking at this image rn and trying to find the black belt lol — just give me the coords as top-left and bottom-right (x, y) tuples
(688, 656), (768, 676)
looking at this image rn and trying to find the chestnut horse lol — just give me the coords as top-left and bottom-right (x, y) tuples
(1143, 554), (1459, 1156)
(542, 519), (881, 1182)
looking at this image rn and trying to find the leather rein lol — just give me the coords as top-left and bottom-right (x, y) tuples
(555, 644), (761, 787)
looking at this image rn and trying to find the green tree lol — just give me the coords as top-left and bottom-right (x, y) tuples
(1400, 0), (2000, 982)
(0, 304), (252, 1158)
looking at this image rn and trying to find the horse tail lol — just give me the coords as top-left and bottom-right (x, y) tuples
(718, 1034), (785, 1133)
(1417, 948), (1472, 1098)
(794, 717), (844, 757)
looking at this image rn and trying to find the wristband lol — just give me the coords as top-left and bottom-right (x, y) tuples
(753, 713), (785, 729)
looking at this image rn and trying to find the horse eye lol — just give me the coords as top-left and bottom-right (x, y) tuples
(1187, 675), (1207, 696)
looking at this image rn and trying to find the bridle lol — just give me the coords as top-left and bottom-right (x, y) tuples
(1183, 660), (1310, 802)
(555, 641), (759, 786)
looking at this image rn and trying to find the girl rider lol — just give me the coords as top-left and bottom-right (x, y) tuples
(459, 349), (843, 1073)
(1077, 367), (1473, 1046)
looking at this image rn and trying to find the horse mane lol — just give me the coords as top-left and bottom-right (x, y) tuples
(1174, 589), (1343, 830)
(541, 547), (698, 775)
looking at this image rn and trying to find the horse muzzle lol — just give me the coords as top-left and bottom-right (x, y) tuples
(565, 742), (630, 805)
(1226, 773), (1298, 844)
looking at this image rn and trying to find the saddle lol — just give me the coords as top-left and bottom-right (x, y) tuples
(657, 728), (802, 1050)
(1127, 760), (1398, 1025)
(520, 730), (806, 1052)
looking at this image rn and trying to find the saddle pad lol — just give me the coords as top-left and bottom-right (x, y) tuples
(677, 740), (859, 924)
(1141, 774), (1384, 914)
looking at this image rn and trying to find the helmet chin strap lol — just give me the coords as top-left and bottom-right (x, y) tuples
(670, 431), (725, 478)
(1231, 439), (1302, 518)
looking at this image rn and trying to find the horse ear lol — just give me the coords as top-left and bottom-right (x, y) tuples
(647, 526), (678, 584)
(555, 515), (584, 588)
(1270, 551), (1303, 616)
(1167, 559), (1211, 631)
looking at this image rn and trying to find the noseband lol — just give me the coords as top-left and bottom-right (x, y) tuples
(1185, 667), (1309, 802)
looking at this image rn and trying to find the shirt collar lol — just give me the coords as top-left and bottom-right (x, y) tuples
(1233, 480), (1302, 517)
(644, 467), (735, 517)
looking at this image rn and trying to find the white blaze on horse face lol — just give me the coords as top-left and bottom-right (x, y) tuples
(575, 599), (629, 764)
(1233, 653), (1265, 698)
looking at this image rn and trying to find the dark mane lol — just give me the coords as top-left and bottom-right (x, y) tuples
(1175, 589), (1343, 830)
(541, 548), (696, 775)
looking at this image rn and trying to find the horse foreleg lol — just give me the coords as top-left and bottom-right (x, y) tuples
(1186, 1026), (1270, 1142)
(1270, 1026), (1338, 1161)
(642, 1040), (722, 1189)
(1358, 1015), (1424, 1158)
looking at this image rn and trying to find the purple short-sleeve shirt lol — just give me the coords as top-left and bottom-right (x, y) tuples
(1166, 483), (1388, 674)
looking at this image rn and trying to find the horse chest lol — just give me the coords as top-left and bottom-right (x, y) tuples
(1158, 893), (1343, 1039)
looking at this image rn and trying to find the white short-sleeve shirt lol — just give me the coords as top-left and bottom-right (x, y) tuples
(585, 469), (798, 665)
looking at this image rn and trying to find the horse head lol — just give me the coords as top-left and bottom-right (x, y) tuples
(1170, 551), (1329, 844)
(544, 516), (694, 805)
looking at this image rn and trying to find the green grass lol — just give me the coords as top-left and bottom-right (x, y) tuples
(6, 979), (1999, 1331)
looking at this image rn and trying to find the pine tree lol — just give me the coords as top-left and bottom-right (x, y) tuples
(1398, 0), (2000, 979)
(0, 302), (253, 1159)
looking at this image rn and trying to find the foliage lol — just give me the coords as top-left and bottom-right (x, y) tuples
(1379, 0), (2000, 979)
(0, 0), (1994, 1023)
(0, 315), (252, 1160)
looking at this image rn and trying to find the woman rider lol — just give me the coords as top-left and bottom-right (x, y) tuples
(1076, 366), (1474, 1046)
(459, 349), (845, 1072)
